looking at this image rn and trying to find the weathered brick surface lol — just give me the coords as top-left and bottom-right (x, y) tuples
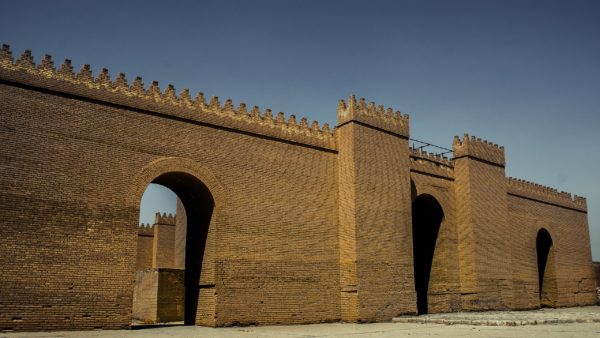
(337, 96), (415, 321)
(0, 46), (596, 331)
(453, 135), (514, 310)
(132, 269), (184, 323)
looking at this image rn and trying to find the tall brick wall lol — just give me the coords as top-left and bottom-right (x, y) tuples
(506, 179), (596, 308)
(337, 96), (415, 321)
(0, 48), (339, 330)
(0, 45), (597, 332)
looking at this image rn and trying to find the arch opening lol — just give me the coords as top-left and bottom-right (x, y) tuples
(133, 171), (214, 326)
(536, 228), (554, 307)
(411, 194), (444, 315)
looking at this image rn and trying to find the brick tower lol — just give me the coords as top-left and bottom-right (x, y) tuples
(336, 95), (416, 321)
(453, 134), (514, 310)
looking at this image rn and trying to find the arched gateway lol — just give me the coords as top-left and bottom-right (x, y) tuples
(411, 194), (444, 314)
(128, 158), (225, 325)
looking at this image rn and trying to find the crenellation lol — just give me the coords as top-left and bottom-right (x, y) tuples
(409, 146), (453, 167)
(147, 80), (161, 100)
(248, 105), (260, 119)
(179, 88), (192, 106)
(0, 44), (13, 63)
(131, 76), (145, 95)
(208, 96), (220, 111)
(300, 117), (309, 130)
(164, 84), (177, 103)
(263, 108), (273, 121)
(452, 133), (505, 166)
(96, 68), (111, 87)
(193, 92), (206, 109)
(138, 223), (155, 237)
(38, 54), (54, 73)
(337, 94), (409, 138)
(275, 111), (285, 124)
(235, 102), (245, 116)
(507, 177), (587, 211)
(0, 46), (335, 150)
(311, 121), (319, 132)
(56, 59), (74, 78)
(77, 64), (93, 82)
(222, 98), (234, 112)
(154, 212), (176, 226)
(16, 49), (35, 69)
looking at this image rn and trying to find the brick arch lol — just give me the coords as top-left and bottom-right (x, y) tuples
(126, 156), (226, 325)
(126, 156), (227, 211)
(410, 180), (450, 218)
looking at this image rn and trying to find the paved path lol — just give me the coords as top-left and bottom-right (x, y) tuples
(1, 306), (599, 338)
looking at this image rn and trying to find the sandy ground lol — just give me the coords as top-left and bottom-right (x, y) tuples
(2, 306), (599, 338)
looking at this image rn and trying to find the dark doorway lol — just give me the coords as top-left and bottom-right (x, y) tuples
(144, 172), (214, 325)
(536, 229), (553, 303)
(411, 194), (444, 315)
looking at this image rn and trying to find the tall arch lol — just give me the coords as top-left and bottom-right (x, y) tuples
(536, 228), (557, 307)
(128, 157), (226, 325)
(411, 194), (444, 314)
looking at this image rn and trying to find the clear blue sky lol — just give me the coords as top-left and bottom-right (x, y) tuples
(1, 0), (598, 260)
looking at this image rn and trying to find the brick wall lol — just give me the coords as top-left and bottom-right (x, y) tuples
(0, 46), (596, 332)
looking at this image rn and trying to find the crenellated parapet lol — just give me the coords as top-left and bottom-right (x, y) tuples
(409, 147), (454, 179)
(410, 147), (452, 166)
(0, 45), (335, 151)
(138, 223), (155, 236)
(452, 134), (505, 167)
(337, 95), (409, 138)
(507, 177), (587, 212)
(154, 212), (176, 226)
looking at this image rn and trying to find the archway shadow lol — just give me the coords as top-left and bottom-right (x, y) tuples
(536, 228), (557, 307)
(412, 194), (444, 314)
(146, 171), (214, 325)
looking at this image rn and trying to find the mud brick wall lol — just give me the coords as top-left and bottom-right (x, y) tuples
(507, 187), (596, 308)
(0, 74), (339, 330)
(0, 46), (597, 332)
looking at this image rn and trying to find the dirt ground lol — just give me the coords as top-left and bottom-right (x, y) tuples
(2, 306), (599, 338)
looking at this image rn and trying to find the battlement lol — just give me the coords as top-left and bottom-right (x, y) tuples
(507, 177), (587, 212)
(138, 223), (155, 236)
(452, 134), (505, 167)
(154, 212), (176, 226)
(409, 147), (454, 180)
(0, 45), (335, 151)
(337, 95), (409, 138)
(409, 147), (452, 166)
